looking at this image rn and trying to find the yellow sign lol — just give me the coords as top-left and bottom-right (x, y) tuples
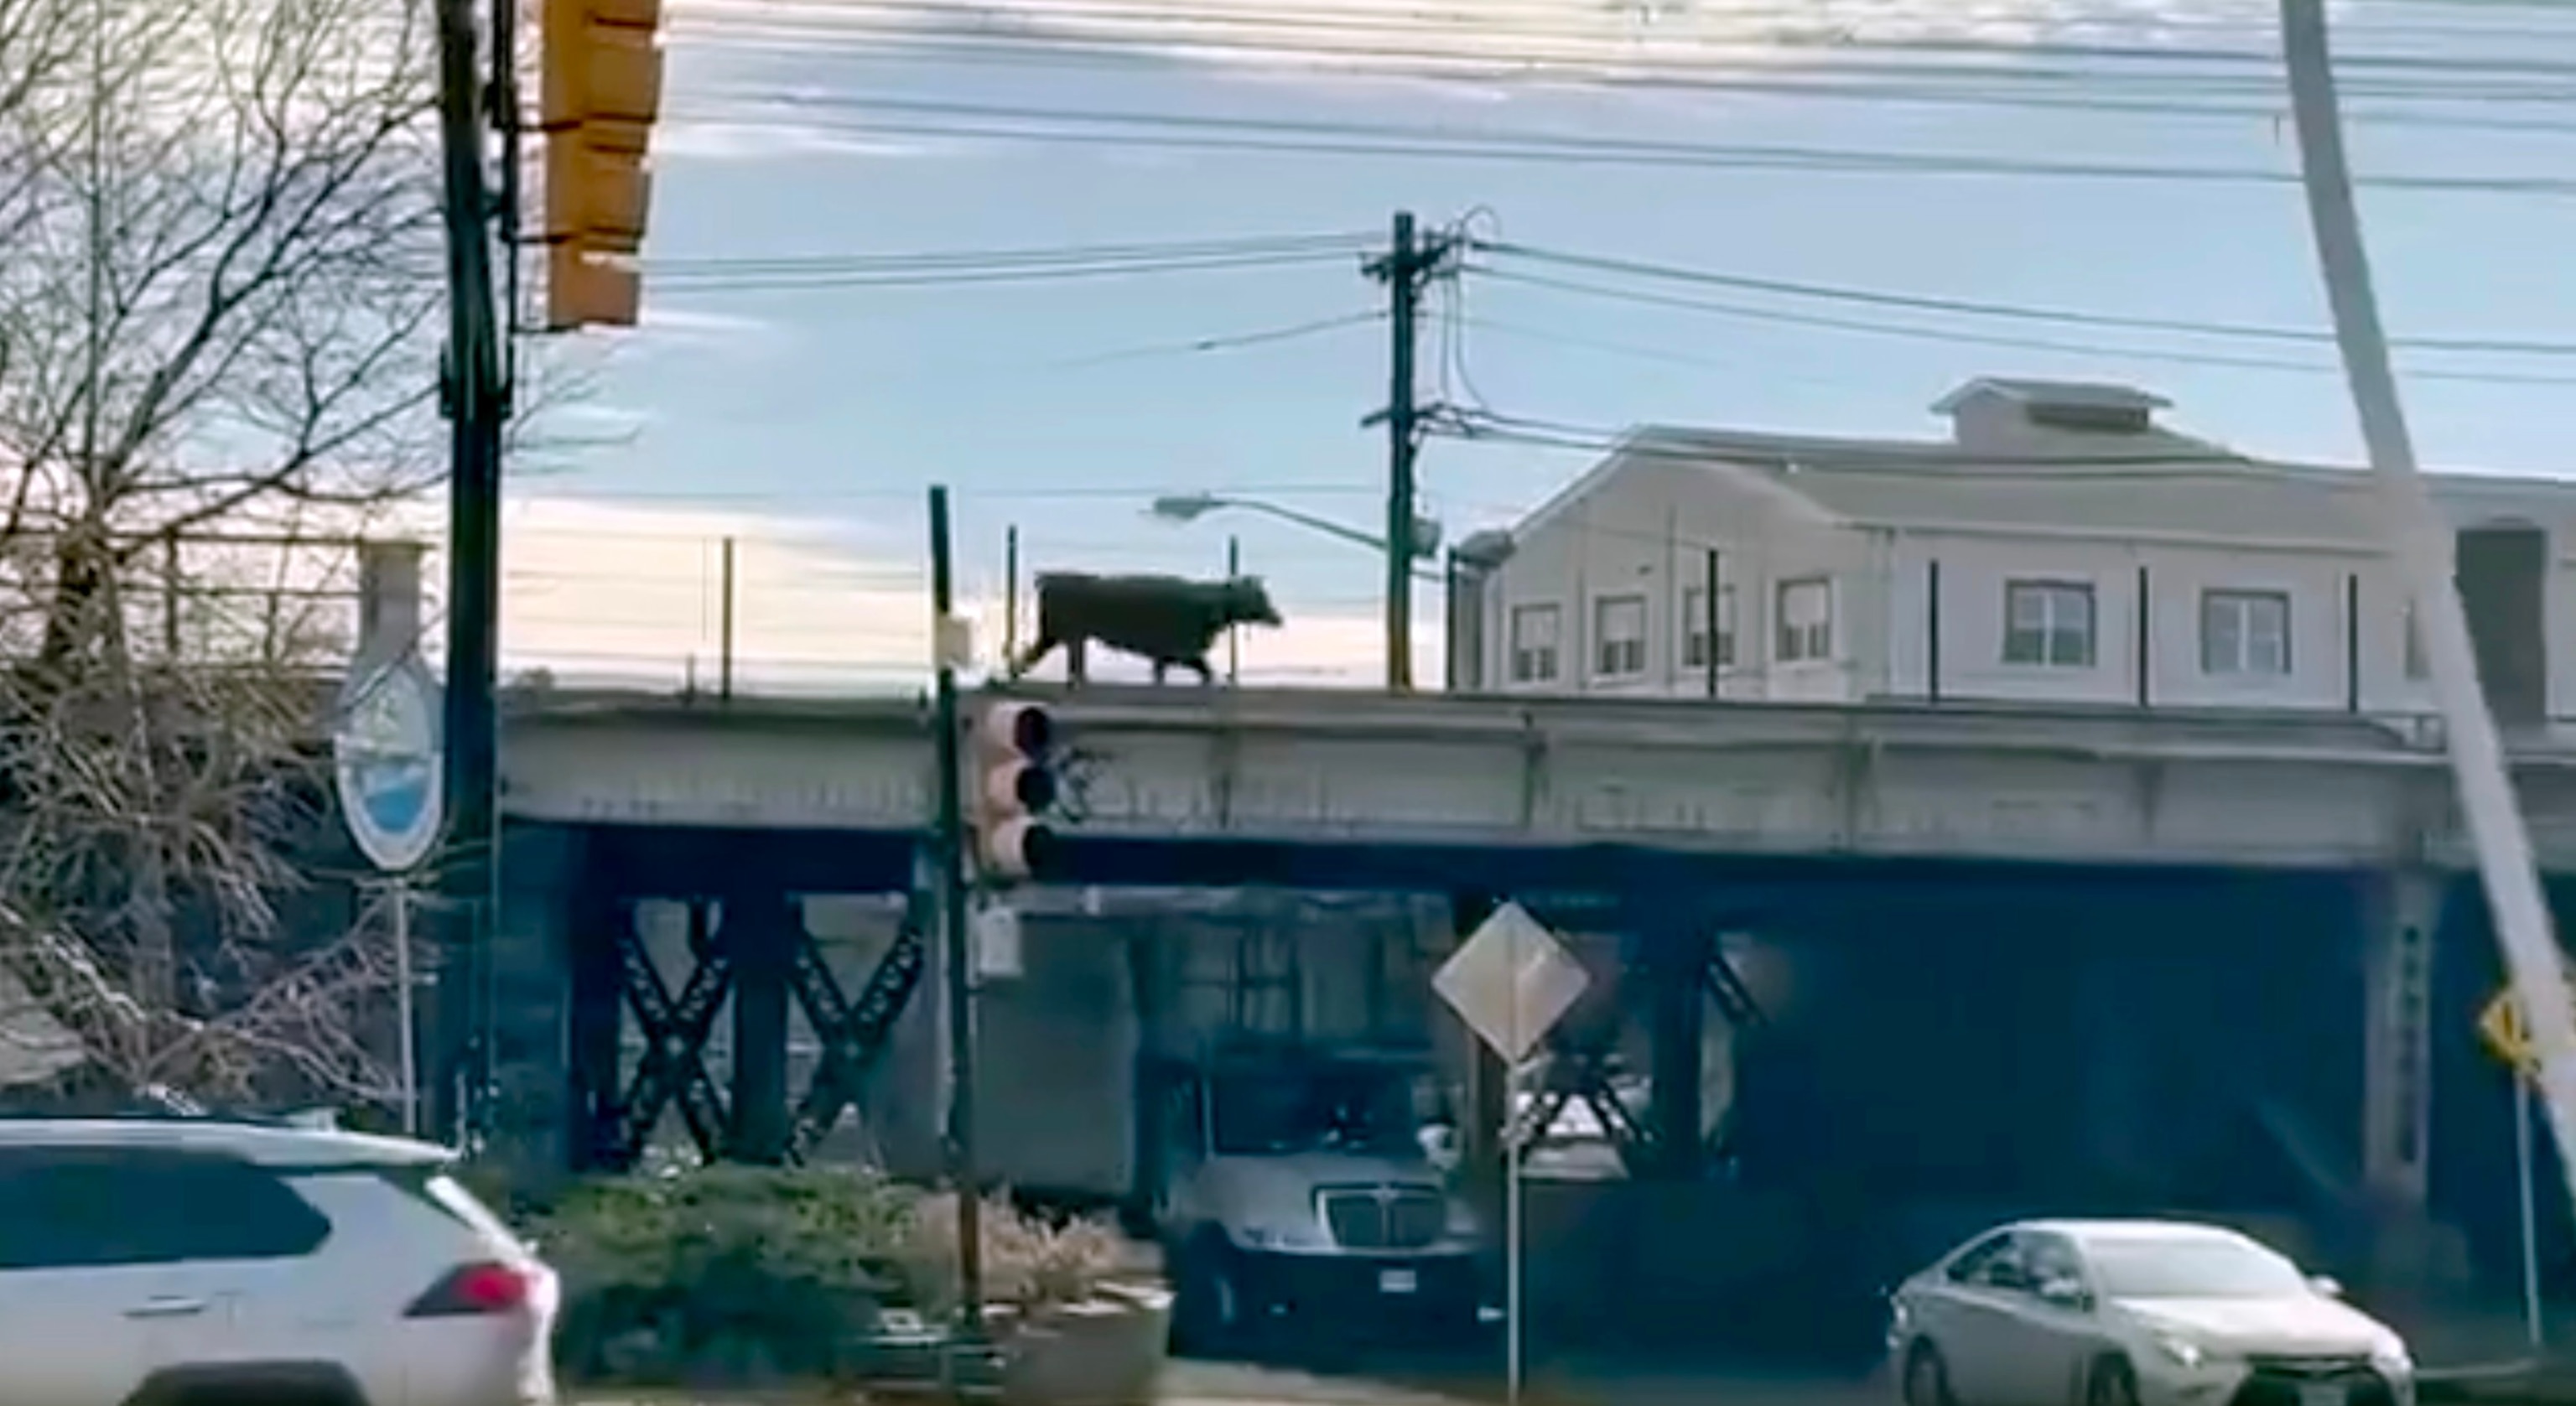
(2479, 970), (2576, 1079)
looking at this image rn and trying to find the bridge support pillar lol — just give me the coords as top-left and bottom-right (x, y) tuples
(566, 875), (627, 1174)
(727, 890), (799, 1165)
(1639, 902), (1711, 1182)
(485, 822), (587, 1191)
(1449, 891), (1506, 1206)
(2360, 867), (2444, 1295)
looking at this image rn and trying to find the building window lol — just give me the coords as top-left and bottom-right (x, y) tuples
(1777, 578), (1832, 663)
(1681, 584), (1737, 671)
(1593, 595), (1647, 678)
(2002, 580), (2096, 667)
(1510, 603), (1561, 684)
(2202, 589), (2292, 676)
(2402, 599), (2430, 680)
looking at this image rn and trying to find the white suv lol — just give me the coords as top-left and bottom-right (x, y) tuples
(0, 1114), (559, 1406)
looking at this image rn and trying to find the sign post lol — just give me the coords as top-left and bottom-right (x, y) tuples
(1433, 901), (1590, 1406)
(333, 651), (445, 1137)
(2480, 976), (2567, 1352)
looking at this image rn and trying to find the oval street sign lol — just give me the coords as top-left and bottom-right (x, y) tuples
(334, 655), (444, 874)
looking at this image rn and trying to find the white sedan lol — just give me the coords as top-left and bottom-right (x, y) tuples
(1887, 1219), (2414, 1406)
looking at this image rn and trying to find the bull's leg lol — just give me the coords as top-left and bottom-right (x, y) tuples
(1150, 661), (1169, 685)
(1184, 656), (1214, 686)
(1067, 637), (1088, 687)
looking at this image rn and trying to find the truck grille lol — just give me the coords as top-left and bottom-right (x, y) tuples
(1318, 1187), (1446, 1250)
(2229, 1357), (2394, 1406)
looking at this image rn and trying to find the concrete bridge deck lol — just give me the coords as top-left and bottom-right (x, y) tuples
(501, 684), (2576, 871)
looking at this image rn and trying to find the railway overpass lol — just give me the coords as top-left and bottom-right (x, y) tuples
(479, 685), (2571, 1297)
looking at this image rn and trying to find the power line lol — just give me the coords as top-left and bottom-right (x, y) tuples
(503, 480), (1379, 504)
(1431, 406), (2536, 479)
(684, 93), (2576, 197)
(678, 0), (2576, 77)
(680, 23), (2576, 134)
(676, 8), (2576, 106)
(1464, 265), (2576, 387)
(1040, 309), (1386, 366)
(1473, 240), (2576, 360)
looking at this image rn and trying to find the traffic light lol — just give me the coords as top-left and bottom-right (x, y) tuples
(973, 699), (1062, 883)
(540, 0), (664, 330)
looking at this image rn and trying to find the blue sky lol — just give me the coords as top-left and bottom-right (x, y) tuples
(496, 0), (2576, 690)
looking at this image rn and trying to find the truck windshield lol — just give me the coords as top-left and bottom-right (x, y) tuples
(1209, 1069), (1419, 1157)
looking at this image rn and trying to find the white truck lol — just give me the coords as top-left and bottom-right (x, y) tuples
(1135, 1040), (1489, 1354)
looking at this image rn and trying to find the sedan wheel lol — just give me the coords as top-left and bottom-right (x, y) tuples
(1903, 1344), (1955, 1406)
(2087, 1357), (2140, 1406)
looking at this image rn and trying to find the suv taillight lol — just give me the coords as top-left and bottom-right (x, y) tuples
(405, 1261), (532, 1318)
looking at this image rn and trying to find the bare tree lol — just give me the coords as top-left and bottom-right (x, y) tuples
(0, 0), (445, 1105)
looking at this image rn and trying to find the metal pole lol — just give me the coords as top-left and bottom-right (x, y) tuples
(2521, 1077), (2545, 1351)
(395, 881), (418, 1138)
(928, 485), (983, 1325)
(433, 0), (506, 1150)
(2282, 0), (2576, 1231)
(1506, 1055), (1524, 1406)
(1003, 526), (1020, 667)
(1226, 535), (1241, 685)
(1703, 549), (1722, 699)
(719, 536), (736, 702)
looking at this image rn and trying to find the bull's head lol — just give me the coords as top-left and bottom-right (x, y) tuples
(1223, 575), (1284, 628)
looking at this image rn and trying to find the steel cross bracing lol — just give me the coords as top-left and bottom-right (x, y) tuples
(1503, 946), (1768, 1175)
(786, 918), (927, 1161)
(599, 902), (929, 1168)
(606, 911), (734, 1165)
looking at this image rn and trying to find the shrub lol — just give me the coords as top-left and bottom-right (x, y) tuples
(524, 1163), (1126, 1388)
(532, 1163), (917, 1386)
(906, 1191), (1125, 1320)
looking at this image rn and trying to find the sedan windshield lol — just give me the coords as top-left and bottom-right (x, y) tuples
(2087, 1237), (2309, 1300)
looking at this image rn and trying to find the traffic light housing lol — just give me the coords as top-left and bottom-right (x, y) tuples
(540, 0), (663, 330)
(973, 700), (1062, 883)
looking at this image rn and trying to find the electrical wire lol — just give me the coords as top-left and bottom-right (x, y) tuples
(1472, 241), (2576, 361)
(678, 93), (2576, 197)
(673, 6), (2576, 106)
(1038, 308), (1386, 366)
(676, 0), (2576, 77)
(1466, 265), (2576, 387)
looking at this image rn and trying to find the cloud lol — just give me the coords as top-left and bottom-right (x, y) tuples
(638, 305), (779, 343)
(654, 117), (948, 164)
(491, 496), (1423, 693)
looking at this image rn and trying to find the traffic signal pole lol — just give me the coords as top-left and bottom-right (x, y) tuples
(432, 0), (508, 1147)
(927, 485), (983, 1324)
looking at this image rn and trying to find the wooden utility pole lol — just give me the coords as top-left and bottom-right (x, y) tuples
(1366, 210), (1454, 693)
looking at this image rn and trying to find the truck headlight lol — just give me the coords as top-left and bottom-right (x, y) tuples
(2372, 1340), (2413, 1376)
(1446, 1200), (1479, 1239)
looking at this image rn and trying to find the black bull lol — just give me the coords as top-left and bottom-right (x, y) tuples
(1007, 573), (1283, 684)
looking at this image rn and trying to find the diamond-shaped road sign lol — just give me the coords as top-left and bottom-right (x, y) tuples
(1434, 901), (1590, 1065)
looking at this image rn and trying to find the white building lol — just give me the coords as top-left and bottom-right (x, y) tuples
(1446, 378), (2576, 724)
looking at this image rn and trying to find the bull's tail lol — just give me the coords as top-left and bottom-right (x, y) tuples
(1005, 630), (1057, 681)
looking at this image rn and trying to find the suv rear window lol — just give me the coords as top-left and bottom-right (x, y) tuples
(377, 1165), (526, 1253)
(0, 1146), (330, 1269)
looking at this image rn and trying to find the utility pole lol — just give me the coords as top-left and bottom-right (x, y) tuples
(1366, 210), (1453, 693)
(431, 0), (508, 1147)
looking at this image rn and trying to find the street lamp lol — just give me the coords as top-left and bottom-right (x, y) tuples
(1148, 493), (1443, 562)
